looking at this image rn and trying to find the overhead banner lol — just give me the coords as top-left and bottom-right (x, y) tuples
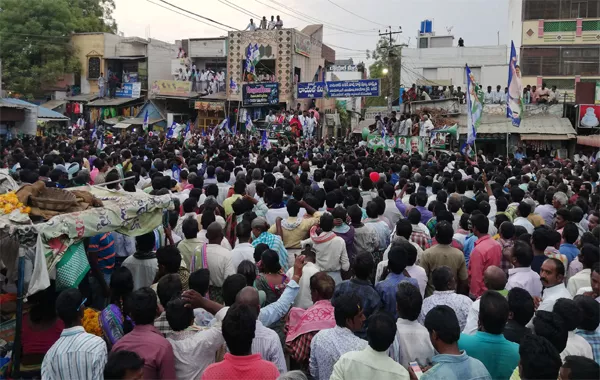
(115, 82), (142, 98)
(367, 134), (424, 154)
(430, 131), (448, 149)
(242, 82), (279, 107)
(296, 79), (381, 99)
(150, 80), (192, 97)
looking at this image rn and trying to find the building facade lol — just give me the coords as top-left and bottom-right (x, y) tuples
(511, 0), (600, 96)
(226, 25), (334, 110)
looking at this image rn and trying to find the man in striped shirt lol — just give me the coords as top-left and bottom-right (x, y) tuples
(41, 289), (107, 380)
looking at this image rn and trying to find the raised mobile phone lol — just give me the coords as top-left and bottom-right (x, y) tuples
(410, 361), (423, 379)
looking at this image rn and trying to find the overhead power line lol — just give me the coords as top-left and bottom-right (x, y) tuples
(325, 0), (389, 27)
(146, 0), (229, 32)
(157, 0), (239, 30)
(219, 0), (262, 19)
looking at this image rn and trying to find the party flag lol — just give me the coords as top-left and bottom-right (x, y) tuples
(507, 41), (523, 127)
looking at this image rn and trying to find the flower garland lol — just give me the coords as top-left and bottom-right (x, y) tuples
(0, 192), (30, 215)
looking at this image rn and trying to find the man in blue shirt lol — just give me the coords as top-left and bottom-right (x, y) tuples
(559, 222), (580, 264)
(458, 291), (520, 380)
(420, 305), (491, 380)
(375, 241), (419, 319)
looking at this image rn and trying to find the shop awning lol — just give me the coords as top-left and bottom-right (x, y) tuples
(87, 97), (142, 107)
(103, 117), (164, 125)
(40, 99), (67, 110)
(577, 135), (600, 147)
(521, 133), (576, 140)
(458, 115), (577, 140)
(66, 94), (99, 102)
(112, 123), (132, 129)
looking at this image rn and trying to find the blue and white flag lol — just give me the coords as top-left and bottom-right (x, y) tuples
(230, 78), (238, 92)
(201, 128), (206, 137)
(460, 142), (474, 158)
(172, 164), (181, 182)
(245, 44), (260, 75)
(218, 118), (229, 133)
(183, 121), (192, 141)
(261, 130), (271, 150)
(465, 65), (484, 145)
(232, 123), (237, 135)
(166, 122), (175, 139)
(91, 123), (97, 141)
(142, 110), (149, 131)
(507, 41), (523, 127)
(245, 113), (254, 131)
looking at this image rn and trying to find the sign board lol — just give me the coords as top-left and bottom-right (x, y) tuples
(596, 81), (600, 104)
(297, 82), (324, 99)
(327, 65), (358, 72)
(579, 104), (600, 128)
(296, 79), (381, 99)
(188, 39), (226, 57)
(150, 80), (192, 97)
(294, 37), (311, 57)
(115, 82), (142, 98)
(242, 83), (279, 107)
(430, 131), (448, 149)
(367, 134), (424, 154)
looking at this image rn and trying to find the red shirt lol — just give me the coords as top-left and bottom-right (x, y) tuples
(21, 314), (64, 355)
(468, 234), (502, 298)
(202, 353), (279, 380)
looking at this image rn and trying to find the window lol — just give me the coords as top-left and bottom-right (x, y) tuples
(524, 0), (599, 19)
(88, 57), (101, 79)
(521, 46), (600, 76)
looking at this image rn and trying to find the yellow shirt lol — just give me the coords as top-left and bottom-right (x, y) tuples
(268, 214), (320, 249)
(222, 194), (242, 216)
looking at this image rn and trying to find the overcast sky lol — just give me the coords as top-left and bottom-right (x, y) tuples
(113, 0), (509, 63)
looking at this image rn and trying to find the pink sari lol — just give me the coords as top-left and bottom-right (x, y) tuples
(285, 300), (335, 343)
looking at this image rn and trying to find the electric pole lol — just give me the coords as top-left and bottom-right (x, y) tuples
(379, 26), (404, 114)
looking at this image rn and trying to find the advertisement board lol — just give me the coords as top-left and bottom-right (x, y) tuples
(296, 79), (381, 99)
(430, 131), (448, 149)
(115, 82), (142, 98)
(367, 134), (424, 154)
(150, 80), (192, 97)
(579, 104), (600, 128)
(242, 83), (279, 107)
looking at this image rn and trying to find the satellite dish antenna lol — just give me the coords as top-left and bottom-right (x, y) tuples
(446, 26), (454, 35)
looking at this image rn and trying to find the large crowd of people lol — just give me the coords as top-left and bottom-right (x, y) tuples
(2, 128), (600, 380)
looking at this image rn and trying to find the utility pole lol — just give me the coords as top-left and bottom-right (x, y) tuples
(379, 27), (405, 114)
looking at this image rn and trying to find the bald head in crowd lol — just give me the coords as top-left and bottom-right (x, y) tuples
(484, 266), (507, 291)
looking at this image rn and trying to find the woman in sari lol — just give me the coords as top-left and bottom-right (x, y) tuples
(100, 266), (134, 348)
(255, 249), (289, 305)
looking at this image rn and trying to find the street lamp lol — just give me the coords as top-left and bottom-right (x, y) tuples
(382, 68), (389, 75)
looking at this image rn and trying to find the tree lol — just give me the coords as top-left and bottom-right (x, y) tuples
(0, 0), (117, 99)
(365, 37), (402, 108)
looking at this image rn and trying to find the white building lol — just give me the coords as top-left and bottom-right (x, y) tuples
(400, 32), (509, 91)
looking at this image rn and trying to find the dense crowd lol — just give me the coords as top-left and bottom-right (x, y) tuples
(2, 129), (600, 380)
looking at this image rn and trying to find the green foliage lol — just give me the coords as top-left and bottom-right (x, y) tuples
(0, 0), (117, 98)
(365, 37), (402, 107)
(336, 100), (350, 134)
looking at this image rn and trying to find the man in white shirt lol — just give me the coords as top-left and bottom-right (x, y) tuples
(536, 258), (573, 313)
(492, 85), (503, 104)
(305, 112), (317, 139)
(310, 293), (368, 380)
(203, 223), (235, 301)
(505, 240), (543, 298)
(122, 232), (159, 290)
(420, 115), (434, 138)
(98, 72), (106, 98)
(265, 110), (277, 124)
(484, 86), (494, 104)
(552, 298), (594, 361)
(285, 248), (320, 309)
(231, 222), (256, 270)
(330, 312), (410, 380)
(199, 69), (208, 93)
(566, 244), (598, 297)
(513, 202), (535, 234)
(245, 18), (257, 31)
(267, 15), (276, 29)
(389, 282), (434, 367)
(275, 15), (283, 29)
(301, 213), (349, 284)
(463, 265), (508, 334)
(382, 184), (403, 227)
(42, 289), (107, 380)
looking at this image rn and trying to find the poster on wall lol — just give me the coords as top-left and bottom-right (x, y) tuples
(242, 83), (279, 106)
(294, 37), (311, 57)
(596, 81), (600, 104)
(430, 131), (448, 149)
(367, 134), (424, 154)
(150, 80), (192, 97)
(115, 82), (142, 98)
(579, 104), (600, 128)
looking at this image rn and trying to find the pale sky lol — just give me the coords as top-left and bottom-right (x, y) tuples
(113, 0), (509, 63)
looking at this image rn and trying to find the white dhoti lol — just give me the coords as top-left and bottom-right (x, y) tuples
(200, 80), (208, 92)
